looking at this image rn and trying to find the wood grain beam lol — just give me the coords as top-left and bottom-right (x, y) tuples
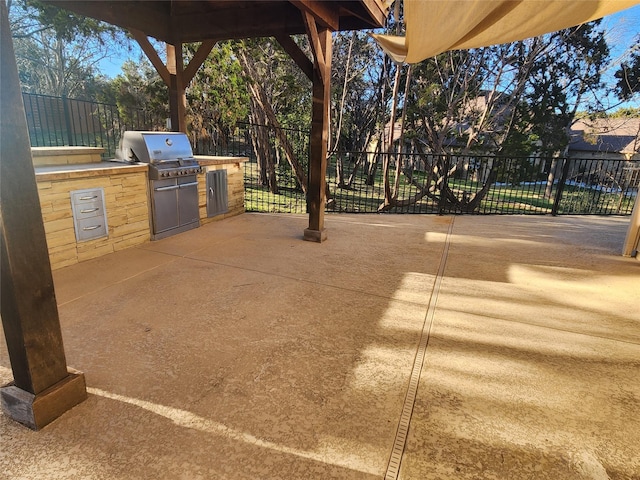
(0, 5), (87, 430)
(304, 26), (332, 242)
(302, 11), (326, 85)
(172, 3), (307, 42)
(166, 43), (187, 132)
(275, 34), (313, 82)
(47, 1), (172, 42)
(291, 0), (339, 30)
(341, 0), (389, 28)
(183, 40), (217, 85)
(1, 0), (69, 395)
(130, 29), (170, 85)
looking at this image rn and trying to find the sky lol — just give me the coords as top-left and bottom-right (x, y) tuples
(597, 5), (640, 110)
(602, 4), (640, 58)
(96, 4), (640, 110)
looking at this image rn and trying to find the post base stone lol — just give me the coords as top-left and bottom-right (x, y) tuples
(1, 368), (87, 430)
(303, 228), (327, 243)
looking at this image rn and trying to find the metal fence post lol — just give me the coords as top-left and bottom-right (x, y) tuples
(551, 157), (571, 216)
(61, 94), (74, 146)
(438, 155), (449, 215)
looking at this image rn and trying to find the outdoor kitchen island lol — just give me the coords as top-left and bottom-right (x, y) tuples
(33, 146), (247, 270)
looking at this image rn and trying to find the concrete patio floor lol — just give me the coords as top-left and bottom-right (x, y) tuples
(1, 213), (639, 480)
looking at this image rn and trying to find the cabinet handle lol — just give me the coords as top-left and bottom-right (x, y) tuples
(79, 195), (98, 200)
(154, 185), (180, 192)
(80, 208), (100, 214)
(82, 225), (102, 231)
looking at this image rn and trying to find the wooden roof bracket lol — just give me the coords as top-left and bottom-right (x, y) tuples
(275, 34), (313, 81)
(291, 0), (339, 30)
(302, 10), (328, 85)
(130, 29), (171, 84)
(129, 29), (216, 87)
(130, 29), (217, 132)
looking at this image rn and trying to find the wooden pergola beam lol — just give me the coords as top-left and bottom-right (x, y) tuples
(131, 32), (216, 133)
(166, 42), (186, 132)
(291, 0), (340, 30)
(275, 34), (313, 82)
(130, 29), (171, 84)
(302, 10), (327, 85)
(183, 40), (217, 84)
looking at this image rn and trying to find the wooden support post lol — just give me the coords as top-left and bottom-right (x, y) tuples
(167, 42), (187, 132)
(304, 24), (332, 243)
(0, 2), (86, 430)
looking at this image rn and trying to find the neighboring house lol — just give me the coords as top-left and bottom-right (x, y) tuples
(568, 117), (640, 161)
(380, 114), (640, 164)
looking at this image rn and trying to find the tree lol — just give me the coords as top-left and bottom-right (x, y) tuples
(379, 44), (532, 211)
(330, 31), (390, 189)
(524, 21), (610, 157)
(614, 34), (640, 101)
(97, 58), (169, 130)
(375, 20), (612, 212)
(234, 38), (311, 193)
(185, 41), (249, 154)
(8, 0), (126, 98)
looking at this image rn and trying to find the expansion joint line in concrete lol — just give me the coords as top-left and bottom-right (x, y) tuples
(384, 217), (455, 480)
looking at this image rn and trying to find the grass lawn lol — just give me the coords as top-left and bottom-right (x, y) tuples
(243, 162), (637, 215)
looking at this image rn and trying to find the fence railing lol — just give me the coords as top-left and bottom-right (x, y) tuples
(326, 152), (639, 215)
(22, 92), (639, 216)
(239, 152), (640, 215)
(22, 92), (163, 159)
(211, 123), (639, 216)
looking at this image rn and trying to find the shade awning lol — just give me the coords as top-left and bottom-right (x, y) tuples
(373, 0), (640, 64)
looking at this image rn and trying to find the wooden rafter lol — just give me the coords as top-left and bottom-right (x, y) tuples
(302, 10), (327, 85)
(183, 40), (217, 84)
(46, 1), (388, 44)
(291, 0), (339, 30)
(130, 29), (170, 84)
(275, 34), (313, 81)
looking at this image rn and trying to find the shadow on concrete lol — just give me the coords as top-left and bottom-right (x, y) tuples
(1, 213), (638, 479)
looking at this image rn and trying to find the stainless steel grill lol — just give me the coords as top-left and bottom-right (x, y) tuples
(117, 131), (202, 240)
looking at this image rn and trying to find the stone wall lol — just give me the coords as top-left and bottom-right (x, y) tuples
(35, 151), (247, 270)
(37, 167), (151, 270)
(198, 161), (246, 224)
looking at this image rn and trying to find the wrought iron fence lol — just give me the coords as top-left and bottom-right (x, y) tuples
(22, 92), (163, 159)
(212, 123), (639, 216)
(325, 152), (639, 215)
(22, 92), (639, 216)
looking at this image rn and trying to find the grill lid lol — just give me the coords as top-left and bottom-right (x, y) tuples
(117, 131), (194, 163)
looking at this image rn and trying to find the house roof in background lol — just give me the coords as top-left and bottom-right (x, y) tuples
(569, 118), (640, 154)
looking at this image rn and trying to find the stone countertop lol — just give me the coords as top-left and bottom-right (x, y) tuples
(195, 155), (249, 166)
(34, 161), (148, 181)
(34, 156), (249, 181)
(31, 146), (105, 156)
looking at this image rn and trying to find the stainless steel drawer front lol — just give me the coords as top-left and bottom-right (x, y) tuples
(70, 188), (108, 242)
